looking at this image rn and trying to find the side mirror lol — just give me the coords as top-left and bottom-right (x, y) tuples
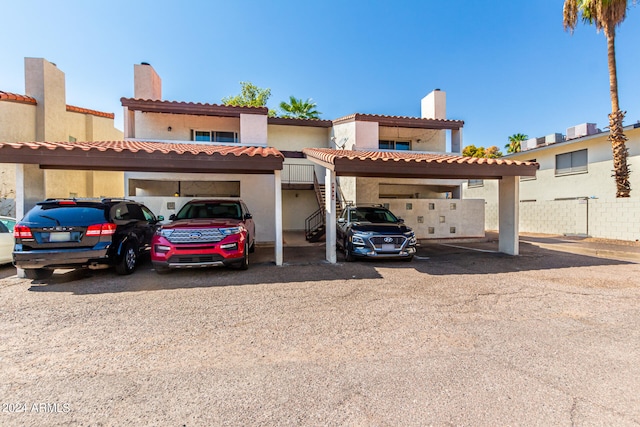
(169, 214), (176, 221)
(157, 215), (164, 222)
(338, 218), (346, 224)
(397, 217), (404, 223)
(244, 213), (252, 220)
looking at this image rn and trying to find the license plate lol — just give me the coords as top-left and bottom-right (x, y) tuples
(382, 243), (395, 251)
(49, 232), (71, 242)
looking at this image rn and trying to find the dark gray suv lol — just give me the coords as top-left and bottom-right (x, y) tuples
(13, 198), (162, 279)
(337, 205), (417, 262)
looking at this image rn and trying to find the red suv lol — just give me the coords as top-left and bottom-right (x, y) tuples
(151, 199), (255, 274)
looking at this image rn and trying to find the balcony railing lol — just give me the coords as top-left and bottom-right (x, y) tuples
(282, 164), (314, 184)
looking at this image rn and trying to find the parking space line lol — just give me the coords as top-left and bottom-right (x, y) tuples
(439, 244), (499, 253)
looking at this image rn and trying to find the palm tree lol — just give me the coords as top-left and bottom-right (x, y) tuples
(505, 133), (528, 154)
(563, 0), (634, 197)
(279, 96), (321, 119)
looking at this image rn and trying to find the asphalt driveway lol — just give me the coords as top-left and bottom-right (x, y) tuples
(1, 239), (639, 426)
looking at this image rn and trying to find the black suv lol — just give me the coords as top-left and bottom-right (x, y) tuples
(13, 199), (162, 279)
(337, 205), (417, 262)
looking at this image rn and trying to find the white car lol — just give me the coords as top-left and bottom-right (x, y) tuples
(0, 216), (16, 265)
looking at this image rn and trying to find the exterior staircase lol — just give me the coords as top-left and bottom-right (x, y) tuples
(304, 173), (345, 242)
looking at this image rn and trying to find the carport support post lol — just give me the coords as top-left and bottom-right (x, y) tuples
(274, 170), (283, 266)
(15, 164), (45, 219)
(498, 175), (519, 255)
(325, 168), (337, 264)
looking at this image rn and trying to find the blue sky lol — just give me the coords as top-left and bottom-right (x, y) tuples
(2, 0), (639, 150)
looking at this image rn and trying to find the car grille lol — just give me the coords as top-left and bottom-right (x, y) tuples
(168, 254), (225, 264)
(165, 228), (224, 244)
(369, 236), (407, 250)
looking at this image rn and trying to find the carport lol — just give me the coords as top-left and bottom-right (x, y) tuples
(0, 140), (286, 265)
(302, 148), (539, 262)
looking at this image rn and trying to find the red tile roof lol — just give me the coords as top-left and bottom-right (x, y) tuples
(1, 91), (115, 118)
(0, 140), (283, 157)
(121, 98), (269, 117)
(268, 116), (333, 127)
(0, 140), (284, 174)
(0, 91), (37, 105)
(66, 104), (115, 119)
(302, 148), (538, 179)
(333, 113), (464, 130)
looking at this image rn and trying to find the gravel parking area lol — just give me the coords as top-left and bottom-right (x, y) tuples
(1, 241), (639, 426)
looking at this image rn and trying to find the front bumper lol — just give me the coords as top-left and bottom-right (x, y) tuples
(151, 233), (246, 269)
(349, 245), (417, 259)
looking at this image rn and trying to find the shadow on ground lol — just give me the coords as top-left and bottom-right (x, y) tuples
(23, 237), (634, 295)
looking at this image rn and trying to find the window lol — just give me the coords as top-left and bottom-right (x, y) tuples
(468, 179), (484, 188)
(379, 140), (411, 151)
(556, 149), (587, 175)
(193, 130), (238, 143)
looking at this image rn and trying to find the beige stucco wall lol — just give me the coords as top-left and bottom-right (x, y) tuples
(0, 102), (37, 141)
(282, 189), (317, 230)
(132, 111), (240, 141)
(267, 124), (329, 150)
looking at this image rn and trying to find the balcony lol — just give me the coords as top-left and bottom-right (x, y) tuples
(282, 163), (314, 189)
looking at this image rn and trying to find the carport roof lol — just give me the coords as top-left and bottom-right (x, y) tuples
(302, 148), (538, 179)
(0, 140), (284, 174)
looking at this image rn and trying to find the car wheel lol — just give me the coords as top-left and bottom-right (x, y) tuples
(24, 268), (53, 280)
(249, 238), (255, 254)
(344, 240), (353, 262)
(233, 242), (249, 270)
(115, 243), (137, 275)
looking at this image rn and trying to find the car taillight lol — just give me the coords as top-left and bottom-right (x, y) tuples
(86, 223), (117, 236)
(14, 225), (33, 239)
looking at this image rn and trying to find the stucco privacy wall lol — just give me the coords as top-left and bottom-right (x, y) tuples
(127, 172), (277, 243)
(355, 177), (484, 239)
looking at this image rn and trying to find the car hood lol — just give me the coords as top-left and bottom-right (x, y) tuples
(163, 218), (243, 229)
(350, 222), (412, 234)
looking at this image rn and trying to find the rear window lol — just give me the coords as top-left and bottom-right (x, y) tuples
(22, 205), (108, 227)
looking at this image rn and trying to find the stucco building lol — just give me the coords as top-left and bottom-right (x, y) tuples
(0, 58), (124, 216)
(463, 122), (640, 241)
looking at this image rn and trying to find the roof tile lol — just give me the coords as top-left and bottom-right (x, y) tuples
(0, 91), (37, 105)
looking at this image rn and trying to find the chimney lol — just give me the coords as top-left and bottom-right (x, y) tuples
(134, 62), (162, 100)
(25, 58), (67, 141)
(421, 88), (446, 120)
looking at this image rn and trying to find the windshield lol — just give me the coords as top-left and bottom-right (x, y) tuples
(176, 202), (242, 220)
(350, 207), (398, 224)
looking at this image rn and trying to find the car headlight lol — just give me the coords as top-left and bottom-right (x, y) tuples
(351, 235), (366, 246)
(220, 226), (244, 236)
(404, 231), (417, 245)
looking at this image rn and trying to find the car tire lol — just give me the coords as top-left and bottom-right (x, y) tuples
(403, 255), (414, 262)
(233, 242), (249, 270)
(24, 268), (53, 280)
(115, 243), (137, 275)
(344, 240), (354, 262)
(249, 238), (255, 254)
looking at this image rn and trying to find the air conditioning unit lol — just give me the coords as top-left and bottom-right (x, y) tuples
(523, 138), (538, 151)
(545, 133), (563, 144)
(566, 123), (598, 140)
